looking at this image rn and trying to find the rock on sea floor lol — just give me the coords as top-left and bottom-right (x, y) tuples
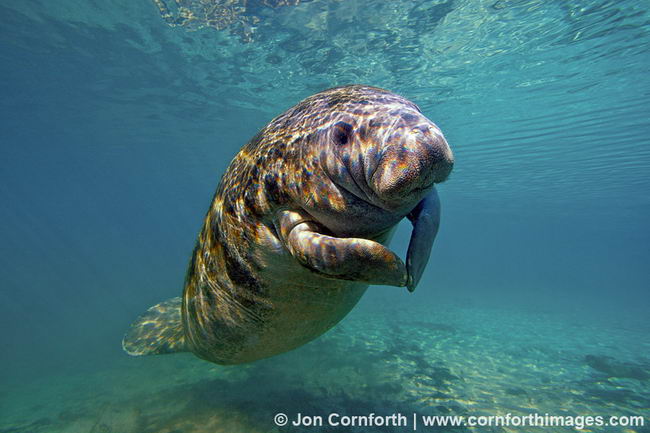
(2, 301), (649, 433)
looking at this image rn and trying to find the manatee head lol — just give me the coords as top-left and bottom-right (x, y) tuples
(317, 86), (454, 214)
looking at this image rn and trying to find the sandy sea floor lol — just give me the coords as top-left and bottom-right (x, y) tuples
(2, 302), (649, 433)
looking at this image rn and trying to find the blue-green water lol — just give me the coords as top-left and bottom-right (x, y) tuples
(1, 1), (649, 432)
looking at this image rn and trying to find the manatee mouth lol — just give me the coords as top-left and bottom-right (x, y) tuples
(408, 180), (435, 196)
(366, 151), (385, 194)
(370, 158), (426, 205)
(370, 133), (453, 207)
(369, 151), (452, 210)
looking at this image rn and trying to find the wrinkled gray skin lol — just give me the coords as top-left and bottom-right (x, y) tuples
(288, 86), (454, 292)
(123, 85), (454, 364)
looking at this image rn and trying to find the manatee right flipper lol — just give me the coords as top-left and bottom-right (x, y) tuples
(277, 210), (407, 286)
(122, 297), (188, 356)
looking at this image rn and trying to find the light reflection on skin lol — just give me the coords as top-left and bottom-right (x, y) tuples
(124, 85), (453, 365)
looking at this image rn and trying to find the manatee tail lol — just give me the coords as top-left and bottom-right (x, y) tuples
(122, 297), (189, 356)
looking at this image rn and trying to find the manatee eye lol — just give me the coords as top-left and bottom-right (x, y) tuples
(332, 121), (353, 146)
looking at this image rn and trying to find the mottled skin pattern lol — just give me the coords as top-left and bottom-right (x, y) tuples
(124, 85), (454, 365)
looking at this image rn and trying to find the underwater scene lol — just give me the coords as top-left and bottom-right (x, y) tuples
(1, 0), (649, 432)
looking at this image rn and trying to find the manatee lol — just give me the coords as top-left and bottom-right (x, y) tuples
(122, 85), (454, 365)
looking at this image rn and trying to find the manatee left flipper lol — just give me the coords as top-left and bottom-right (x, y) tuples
(406, 188), (441, 292)
(278, 210), (408, 286)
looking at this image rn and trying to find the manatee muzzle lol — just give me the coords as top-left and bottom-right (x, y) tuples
(371, 125), (453, 205)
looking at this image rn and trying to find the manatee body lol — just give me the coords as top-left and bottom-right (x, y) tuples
(123, 85), (454, 365)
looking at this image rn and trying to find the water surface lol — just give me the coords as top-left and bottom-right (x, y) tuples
(1, 1), (649, 432)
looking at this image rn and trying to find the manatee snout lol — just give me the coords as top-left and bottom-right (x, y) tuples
(371, 124), (453, 205)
